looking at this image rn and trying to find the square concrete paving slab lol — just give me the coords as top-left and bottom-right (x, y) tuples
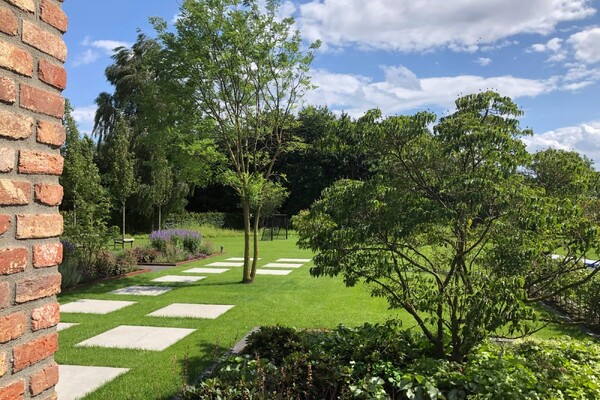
(206, 261), (244, 267)
(57, 323), (79, 332)
(151, 275), (206, 283)
(56, 365), (129, 400)
(277, 258), (311, 263)
(76, 325), (196, 351)
(255, 269), (292, 276)
(262, 263), (303, 268)
(226, 257), (260, 261)
(60, 299), (136, 315)
(110, 286), (173, 296)
(183, 267), (230, 274)
(147, 303), (235, 319)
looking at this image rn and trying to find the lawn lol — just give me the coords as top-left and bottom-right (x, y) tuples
(57, 233), (594, 399)
(56, 234), (405, 400)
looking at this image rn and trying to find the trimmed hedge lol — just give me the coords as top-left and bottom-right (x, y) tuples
(166, 212), (244, 229)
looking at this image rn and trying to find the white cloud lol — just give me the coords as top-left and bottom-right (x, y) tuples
(528, 37), (567, 62)
(171, 13), (182, 24)
(82, 37), (131, 55)
(305, 66), (557, 117)
(524, 121), (600, 168)
(72, 49), (100, 67)
(297, 0), (595, 52)
(568, 26), (600, 63)
(71, 105), (97, 134)
(476, 57), (492, 66)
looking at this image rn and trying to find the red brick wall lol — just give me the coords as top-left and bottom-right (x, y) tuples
(0, 0), (66, 398)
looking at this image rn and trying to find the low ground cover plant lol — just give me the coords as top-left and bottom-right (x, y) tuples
(184, 323), (600, 400)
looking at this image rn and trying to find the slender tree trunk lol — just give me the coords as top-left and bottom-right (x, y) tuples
(158, 206), (162, 230)
(73, 202), (77, 227)
(121, 202), (126, 239)
(242, 199), (253, 283)
(250, 209), (261, 280)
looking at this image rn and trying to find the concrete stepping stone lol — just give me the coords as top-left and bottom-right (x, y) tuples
(57, 323), (79, 332)
(56, 365), (129, 400)
(76, 325), (196, 351)
(206, 262), (243, 267)
(262, 263), (303, 268)
(227, 257), (260, 261)
(110, 286), (173, 296)
(147, 303), (235, 319)
(151, 275), (206, 283)
(61, 299), (136, 315)
(277, 258), (311, 263)
(183, 267), (229, 274)
(255, 269), (292, 276)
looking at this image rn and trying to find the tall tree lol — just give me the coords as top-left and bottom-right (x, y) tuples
(155, 0), (319, 283)
(295, 92), (600, 361)
(105, 118), (138, 238)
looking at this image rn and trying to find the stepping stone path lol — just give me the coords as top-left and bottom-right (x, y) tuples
(61, 299), (136, 315)
(152, 275), (206, 283)
(147, 303), (235, 319)
(184, 267), (230, 274)
(57, 322), (79, 331)
(206, 261), (244, 267)
(110, 286), (173, 296)
(76, 325), (196, 351)
(58, 254), (311, 397)
(56, 365), (129, 400)
(262, 262), (303, 268)
(255, 269), (292, 276)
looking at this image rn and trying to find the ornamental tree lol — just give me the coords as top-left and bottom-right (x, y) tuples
(294, 92), (600, 361)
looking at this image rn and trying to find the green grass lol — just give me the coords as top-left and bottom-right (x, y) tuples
(58, 233), (595, 399)
(57, 234), (404, 400)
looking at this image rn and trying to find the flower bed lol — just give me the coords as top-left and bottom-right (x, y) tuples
(134, 229), (215, 265)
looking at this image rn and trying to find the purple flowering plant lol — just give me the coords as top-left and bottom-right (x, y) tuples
(149, 229), (202, 255)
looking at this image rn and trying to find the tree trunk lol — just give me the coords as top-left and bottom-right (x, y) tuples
(121, 202), (126, 239)
(242, 199), (253, 283)
(250, 209), (261, 280)
(158, 206), (162, 230)
(73, 202), (77, 227)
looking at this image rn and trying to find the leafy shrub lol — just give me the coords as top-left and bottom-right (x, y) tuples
(58, 247), (81, 291)
(184, 323), (600, 400)
(166, 212), (244, 229)
(112, 250), (138, 276)
(150, 229), (202, 253)
(93, 250), (117, 279)
(198, 240), (215, 256)
(132, 247), (161, 263)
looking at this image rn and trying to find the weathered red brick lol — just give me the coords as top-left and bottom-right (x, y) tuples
(0, 312), (26, 343)
(38, 60), (67, 90)
(20, 85), (65, 118)
(0, 282), (9, 309)
(33, 242), (63, 268)
(12, 333), (59, 372)
(0, 247), (28, 275)
(37, 120), (66, 147)
(31, 302), (60, 331)
(0, 148), (15, 172)
(22, 21), (67, 62)
(0, 76), (16, 103)
(15, 273), (61, 304)
(0, 215), (10, 236)
(41, 0), (68, 33)
(0, 352), (7, 378)
(0, 180), (31, 206)
(0, 379), (25, 400)
(0, 7), (18, 36)
(16, 214), (63, 239)
(5, 0), (34, 12)
(34, 184), (63, 206)
(0, 40), (33, 76)
(18, 150), (63, 175)
(30, 362), (59, 396)
(0, 110), (33, 140)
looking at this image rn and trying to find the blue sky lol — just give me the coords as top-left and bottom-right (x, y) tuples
(63, 0), (600, 168)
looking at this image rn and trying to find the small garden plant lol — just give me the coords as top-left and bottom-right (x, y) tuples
(136, 228), (215, 264)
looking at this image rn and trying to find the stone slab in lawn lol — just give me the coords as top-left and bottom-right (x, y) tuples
(56, 365), (129, 400)
(57, 322), (79, 331)
(110, 286), (173, 296)
(277, 258), (311, 263)
(76, 325), (196, 351)
(60, 299), (136, 315)
(255, 269), (292, 276)
(226, 257), (260, 261)
(183, 267), (230, 274)
(206, 262), (244, 267)
(151, 275), (206, 283)
(147, 303), (235, 319)
(262, 263), (303, 268)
